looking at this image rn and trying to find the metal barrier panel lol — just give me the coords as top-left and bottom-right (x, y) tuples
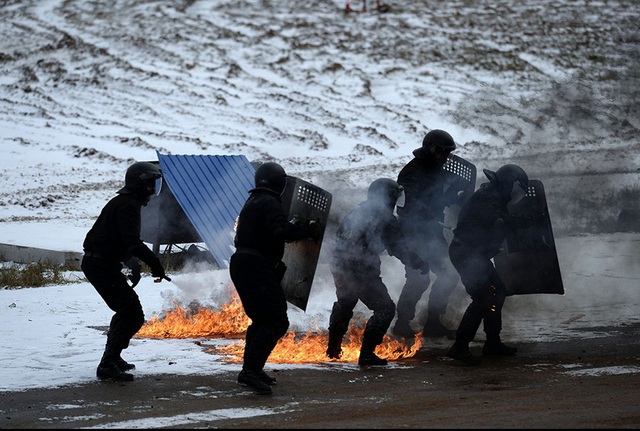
(141, 168), (203, 253)
(156, 152), (255, 269)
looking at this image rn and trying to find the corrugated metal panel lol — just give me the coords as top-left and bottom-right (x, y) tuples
(156, 151), (255, 269)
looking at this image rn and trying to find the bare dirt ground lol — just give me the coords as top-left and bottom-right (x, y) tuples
(2, 322), (639, 429)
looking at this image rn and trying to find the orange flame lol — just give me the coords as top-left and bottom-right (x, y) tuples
(210, 326), (422, 364)
(137, 293), (249, 339)
(136, 286), (422, 364)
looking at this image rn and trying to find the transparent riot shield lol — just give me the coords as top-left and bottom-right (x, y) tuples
(494, 180), (564, 296)
(280, 177), (332, 311)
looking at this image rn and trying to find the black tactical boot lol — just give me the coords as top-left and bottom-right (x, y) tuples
(326, 331), (343, 359)
(359, 335), (388, 366)
(97, 363), (134, 381)
(259, 370), (277, 386)
(237, 369), (272, 395)
(483, 340), (517, 356)
(97, 345), (134, 381)
(326, 345), (342, 359)
(358, 352), (388, 366)
(115, 356), (136, 371)
(447, 341), (481, 366)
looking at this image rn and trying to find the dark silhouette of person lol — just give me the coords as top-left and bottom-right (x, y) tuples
(447, 164), (530, 366)
(392, 129), (464, 340)
(82, 161), (168, 382)
(230, 161), (320, 395)
(327, 178), (427, 366)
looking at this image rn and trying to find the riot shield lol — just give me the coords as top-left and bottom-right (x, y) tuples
(442, 155), (477, 238)
(443, 154), (476, 198)
(280, 177), (332, 311)
(494, 180), (564, 296)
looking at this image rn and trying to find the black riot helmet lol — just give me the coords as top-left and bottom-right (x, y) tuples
(118, 161), (163, 201)
(254, 161), (288, 195)
(367, 178), (405, 210)
(483, 164), (529, 203)
(414, 129), (457, 165)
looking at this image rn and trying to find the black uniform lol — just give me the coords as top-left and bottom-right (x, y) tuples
(82, 186), (166, 381)
(328, 197), (423, 366)
(229, 186), (312, 388)
(448, 182), (510, 344)
(447, 179), (530, 365)
(394, 153), (462, 337)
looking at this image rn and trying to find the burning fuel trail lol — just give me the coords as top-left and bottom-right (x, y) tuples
(136, 290), (422, 364)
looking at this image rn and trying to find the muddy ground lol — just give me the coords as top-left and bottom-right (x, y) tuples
(2, 322), (639, 429)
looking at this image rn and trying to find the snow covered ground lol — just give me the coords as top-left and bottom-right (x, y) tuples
(1, 0), (639, 393)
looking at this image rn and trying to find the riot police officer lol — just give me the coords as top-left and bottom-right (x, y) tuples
(447, 164), (530, 366)
(82, 161), (168, 382)
(327, 178), (427, 366)
(393, 129), (464, 340)
(230, 161), (320, 394)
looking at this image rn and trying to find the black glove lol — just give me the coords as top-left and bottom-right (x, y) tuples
(307, 219), (322, 242)
(123, 257), (141, 288)
(150, 259), (170, 282)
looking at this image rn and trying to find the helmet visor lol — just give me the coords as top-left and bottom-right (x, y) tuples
(510, 180), (527, 203)
(396, 188), (406, 208)
(279, 175), (289, 196)
(434, 148), (451, 165)
(434, 145), (453, 155)
(154, 177), (163, 196)
(142, 177), (163, 196)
